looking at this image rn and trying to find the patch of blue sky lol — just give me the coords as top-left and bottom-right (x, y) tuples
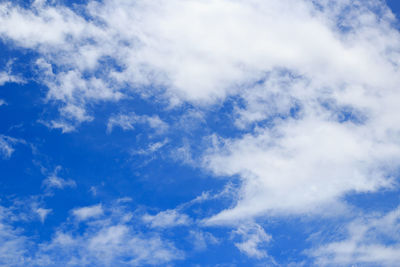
(320, 99), (367, 124)
(387, 0), (400, 28)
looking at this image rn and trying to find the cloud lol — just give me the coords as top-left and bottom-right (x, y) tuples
(38, 119), (78, 133)
(311, 206), (400, 266)
(189, 230), (219, 251)
(0, 201), (183, 266)
(1, 0), (400, 263)
(107, 112), (168, 134)
(132, 139), (169, 156)
(0, 135), (20, 159)
(36, 203), (184, 266)
(0, 206), (30, 266)
(233, 223), (271, 259)
(72, 204), (103, 221)
(203, 111), (398, 223)
(142, 209), (191, 228)
(42, 166), (76, 191)
(42, 175), (76, 190)
(35, 208), (52, 223)
(1, 0), (396, 124)
(1, 1), (399, 224)
(37, 225), (183, 266)
(0, 72), (24, 86)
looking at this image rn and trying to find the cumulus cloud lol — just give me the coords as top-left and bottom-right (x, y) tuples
(203, 112), (398, 222)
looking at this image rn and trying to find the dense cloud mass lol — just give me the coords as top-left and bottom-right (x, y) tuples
(1, 0), (400, 266)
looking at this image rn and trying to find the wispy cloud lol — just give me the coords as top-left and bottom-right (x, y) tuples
(0, 59), (25, 86)
(0, 206), (30, 266)
(311, 206), (400, 266)
(142, 209), (191, 228)
(42, 166), (76, 192)
(72, 204), (103, 221)
(35, 208), (52, 223)
(233, 223), (272, 259)
(0, 201), (184, 266)
(107, 112), (168, 134)
(0, 135), (24, 159)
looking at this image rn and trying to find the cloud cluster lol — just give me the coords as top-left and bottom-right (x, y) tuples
(1, 0), (395, 121)
(311, 206), (400, 266)
(0, 205), (30, 267)
(1, 0), (399, 213)
(0, 201), (183, 267)
(1, 0), (400, 264)
(36, 205), (183, 266)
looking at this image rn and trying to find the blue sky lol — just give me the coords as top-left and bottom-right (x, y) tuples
(1, 0), (400, 266)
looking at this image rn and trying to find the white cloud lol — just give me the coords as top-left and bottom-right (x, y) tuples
(1, 0), (396, 123)
(0, 135), (19, 159)
(38, 119), (78, 133)
(0, 72), (24, 86)
(1, 2), (399, 223)
(189, 230), (219, 251)
(107, 112), (168, 134)
(0, 206), (30, 266)
(36, 203), (184, 266)
(311, 206), (400, 266)
(36, 225), (183, 266)
(35, 208), (52, 223)
(132, 139), (169, 156)
(0, 99), (6, 106)
(0, 59), (25, 87)
(0, 201), (183, 266)
(203, 112), (398, 222)
(43, 175), (76, 190)
(1, 2), (400, 261)
(142, 209), (191, 228)
(233, 223), (271, 259)
(42, 166), (76, 191)
(72, 204), (103, 221)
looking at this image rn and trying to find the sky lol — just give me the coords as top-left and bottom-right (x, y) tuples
(1, 0), (400, 266)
